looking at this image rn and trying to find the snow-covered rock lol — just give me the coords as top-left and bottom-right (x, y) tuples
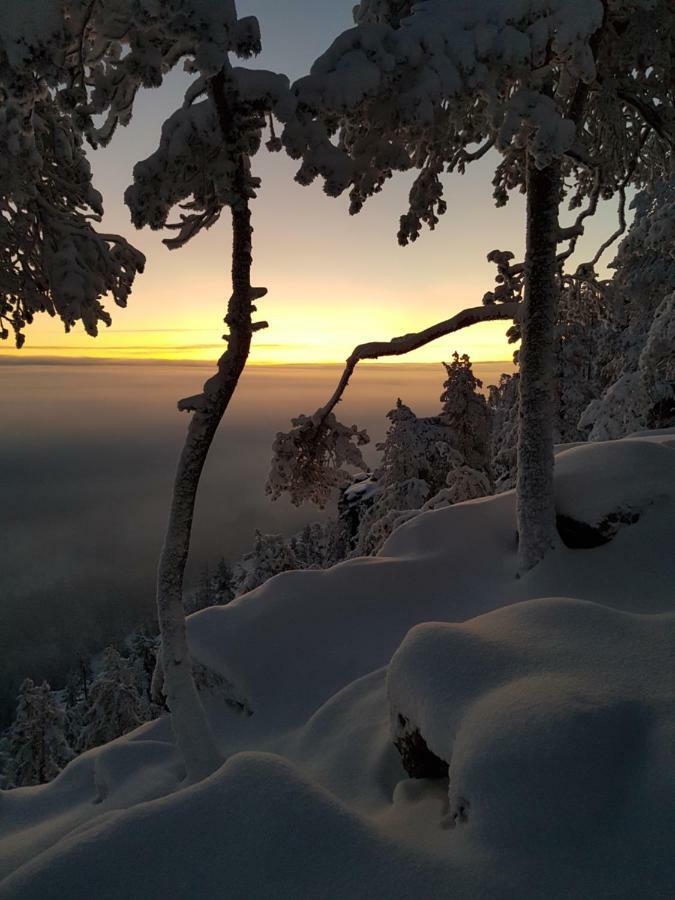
(1, 433), (674, 898)
(554, 438), (675, 546)
(388, 597), (674, 862)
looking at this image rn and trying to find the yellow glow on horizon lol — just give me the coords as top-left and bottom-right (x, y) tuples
(0, 288), (516, 365)
(0, 320), (513, 364)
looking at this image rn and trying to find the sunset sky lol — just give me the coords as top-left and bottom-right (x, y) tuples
(1, 0), (623, 366)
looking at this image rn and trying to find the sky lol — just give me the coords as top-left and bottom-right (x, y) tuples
(0, 0), (624, 366)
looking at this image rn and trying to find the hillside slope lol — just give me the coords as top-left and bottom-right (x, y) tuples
(1, 433), (674, 899)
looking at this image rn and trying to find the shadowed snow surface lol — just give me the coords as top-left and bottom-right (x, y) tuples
(1, 435), (674, 899)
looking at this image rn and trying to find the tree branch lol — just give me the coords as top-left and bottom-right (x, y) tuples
(557, 173), (601, 264)
(616, 89), (674, 148)
(588, 185), (627, 268)
(317, 301), (521, 422)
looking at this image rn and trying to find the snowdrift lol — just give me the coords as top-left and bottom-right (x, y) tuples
(1, 434), (674, 899)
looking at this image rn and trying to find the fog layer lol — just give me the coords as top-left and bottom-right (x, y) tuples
(0, 360), (513, 722)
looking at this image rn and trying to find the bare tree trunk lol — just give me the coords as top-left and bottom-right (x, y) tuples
(517, 154), (562, 572)
(156, 192), (255, 781)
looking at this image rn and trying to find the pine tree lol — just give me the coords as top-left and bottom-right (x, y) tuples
(233, 531), (298, 597)
(377, 399), (452, 496)
(0, 11), (144, 348)
(554, 276), (609, 442)
(276, 0), (673, 570)
(6, 680), (73, 787)
(212, 558), (235, 605)
(353, 371), (494, 556)
(78, 648), (149, 752)
(186, 566), (213, 614)
(289, 523), (329, 570)
(579, 180), (675, 440)
(440, 353), (492, 474)
(0, 732), (11, 790)
(489, 374), (520, 492)
(128, 628), (160, 705)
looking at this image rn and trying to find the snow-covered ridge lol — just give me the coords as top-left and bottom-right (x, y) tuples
(1, 433), (673, 899)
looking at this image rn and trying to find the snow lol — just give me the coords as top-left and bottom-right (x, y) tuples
(388, 598), (674, 849)
(1, 433), (674, 898)
(554, 438), (675, 527)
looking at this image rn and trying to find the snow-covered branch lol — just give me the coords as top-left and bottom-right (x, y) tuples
(267, 300), (519, 507)
(329, 302), (520, 416)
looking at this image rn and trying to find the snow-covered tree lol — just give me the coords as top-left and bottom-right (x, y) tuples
(554, 274), (609, 442)
(378, 399), (453, 495)
(78, 648), (149, 752)
(440, 353), (491, 474)
(185, 566), (214, 614)
(352, 360), (495, 555)
(127, 627), (160, 706)
(0, 733), (11, 790)
(435, 460), (492, 508)
(267, 410), (369, 508)
(233, 531), (298, 597)
(35, 0), (292, 780)
(580, 180), (675, 439)
(2, 0), (297, 783)
(0, 4), (145, 347)
(290, 523), (330, 570)
(212, 558), (235, 605)
(275, 0), (674, 570)
(5, 679), (72, 787)
(489, 373), (520, 492)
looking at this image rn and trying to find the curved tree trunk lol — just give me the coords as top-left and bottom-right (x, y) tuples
(156, 193), (255, 782)
(516, 154), (563, 572)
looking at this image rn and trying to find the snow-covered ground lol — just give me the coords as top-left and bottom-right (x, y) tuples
(1, 432), (674, 899)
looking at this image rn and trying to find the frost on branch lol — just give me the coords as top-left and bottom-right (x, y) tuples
(267, 411), (370, 508)
(60, 2), (263, 147)
(126, 67), (289, 249)
(0, 9), (146, 346)
(579, 181), (675, 440)
(285, 0), (673, 241)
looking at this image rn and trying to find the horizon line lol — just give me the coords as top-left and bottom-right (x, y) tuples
(0, 354), (516, 368)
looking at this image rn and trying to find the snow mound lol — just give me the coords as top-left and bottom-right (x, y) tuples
(555, 438), (675, 526)
(0, 753), (459, 900)
(388, 598), (674, 879)
(1, 434), (674, 898)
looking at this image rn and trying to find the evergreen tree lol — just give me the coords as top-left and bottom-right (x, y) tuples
(0, 731), (13, 790)
(128, 628), (160, 705)
(377, 399), (452, 496)
(580, 181), (675, 440)
(212, 558), (235, 605)
(289, 523), (329, 571)
(78, 648), (149, 752)
(488, 374), (520, 492)
(185, 566), (213, 614)
(440, 353), (492, 474)
(554, 276), (609, 443)
(353, 369), (493, 556)
(6, 680), (73, 787)
(275, 0), (673, 571)
(233, 532), (298, 598)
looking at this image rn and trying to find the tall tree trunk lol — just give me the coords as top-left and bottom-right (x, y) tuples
(155, 191), (255, 782)
(516, 153), (562, 572)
